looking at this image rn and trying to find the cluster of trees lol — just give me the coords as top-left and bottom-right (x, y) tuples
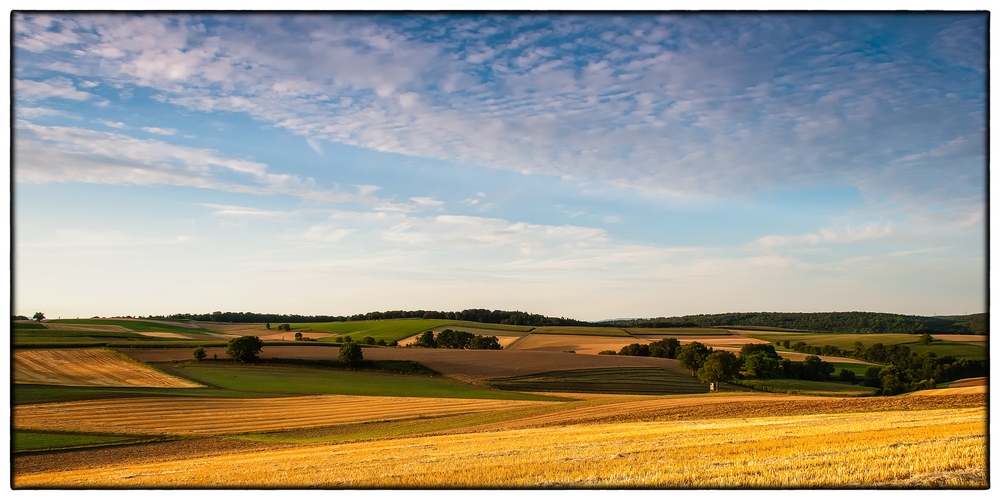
(411, 330), (502, 350)
(600, 312), (987, 334)
(334, 335), (393, 346)
(218, 335), (365, 367)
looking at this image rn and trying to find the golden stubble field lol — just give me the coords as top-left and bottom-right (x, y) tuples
(13, 349), (203, 388)
(14, 394), (549, 436)
(14, 406), (987, 488)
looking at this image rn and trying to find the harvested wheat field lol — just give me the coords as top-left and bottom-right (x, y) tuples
(15, 406), (986, 488)
(13, 394), (549, 436)
(13, 349), (202, 388)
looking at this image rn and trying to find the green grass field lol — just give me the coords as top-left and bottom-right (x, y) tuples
(12, 321), (48, 329)
(290, 319), (455, 342)
(486, 367), (732, 395)
(735, 378), (878, 397)
(162, 364), (554, 401)
(12, 431), (156, 453)
(745, 332), (921, 349)
(528, 326), (632, 337)
(443, 321), (535, 333)
(903, 342), (987, 360)
(623, 328), (730, 335)
(47, 319), (221, 334)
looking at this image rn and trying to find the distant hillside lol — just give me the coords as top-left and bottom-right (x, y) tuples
(598, 312), (987, 335)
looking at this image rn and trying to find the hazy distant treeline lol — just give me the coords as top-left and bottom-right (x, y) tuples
(148, 309), (588, 327)
(599, 312), (987, 335)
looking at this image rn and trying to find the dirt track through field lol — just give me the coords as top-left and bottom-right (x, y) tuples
(14, 349), (203, 388)
(13, 394), (549, 436)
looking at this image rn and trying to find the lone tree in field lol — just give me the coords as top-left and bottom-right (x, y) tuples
(920, 333), (934, 345)
(698, 351), (741, 388)
(294, 332), (303, 341)
(339, 339), (364, 367)
(193, 346), (207, 361)
(677, 341), (711, 376)
(226, 335), (264, 363)
(32, 312), (45, 322)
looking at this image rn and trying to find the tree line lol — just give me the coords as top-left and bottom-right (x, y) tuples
(411, 330), (503, 350)
(599, 312), (987, 334)
(147, 308), (588, 326)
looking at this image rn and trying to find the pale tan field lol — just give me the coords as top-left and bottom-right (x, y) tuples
(15, 406), (986, 488)
(13, 394), (548, 436)
(13, 349), (202, 388)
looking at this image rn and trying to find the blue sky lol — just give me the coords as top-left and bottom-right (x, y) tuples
(12, 13), (986, 321)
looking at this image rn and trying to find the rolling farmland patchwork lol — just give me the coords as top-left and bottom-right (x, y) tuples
(10, 320), (990, 489)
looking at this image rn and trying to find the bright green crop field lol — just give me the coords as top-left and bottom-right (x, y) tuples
(290, 319), (454, 342)
(162, 364), (555, 401)
(47, 319), (221, 334)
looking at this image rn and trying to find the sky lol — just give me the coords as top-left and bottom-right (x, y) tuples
(11, 12), (987, 321)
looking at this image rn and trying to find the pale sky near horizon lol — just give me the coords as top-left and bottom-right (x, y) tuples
(12, 12), (987, 321)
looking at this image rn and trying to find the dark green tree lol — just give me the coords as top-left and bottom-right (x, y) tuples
(920, 333), (934, 345)
(362, 336), (377, 345)
(648, 338), (681, 358)
(226, 336), (264, 363)
(413, 330), (437, 348)
(339, 340), (364, 367)
(470, 335), (502, 350)
(698, 351), (741, 387)
(618, 343), (650, 356)
(294, 332), (303, 341)
(742, 352), (781, 378)
(436, 329), (474, 349)
(677, 341), (711, 376)
(265, 322), (271, 329)
(32, 312), (45, 322)
(193, 346), (206, 361)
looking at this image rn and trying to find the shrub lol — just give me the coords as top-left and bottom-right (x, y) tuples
(226, 336), (264, 363)
(294, 332), (303, 341)
(362, 336), (377, 345)
(376, 339), (387, 346)
(339, 340), (364, 367)
(618, 343), (650, 356)
(193, 347), (206, 361)
(598, 350), (617, 355)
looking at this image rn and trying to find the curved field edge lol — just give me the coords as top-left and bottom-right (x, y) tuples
(13, 406), (986, 488)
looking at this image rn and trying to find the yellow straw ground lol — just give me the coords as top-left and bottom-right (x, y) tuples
(13, 349), (202, 388)
(14, 407), (986, 488)
(14, 394), (550, 436)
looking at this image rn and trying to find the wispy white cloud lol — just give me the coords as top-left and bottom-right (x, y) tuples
(16, 77), (96, 102)
(96, 119), (126, 128)
(141, 126), (177, 135)
(751, 222), (894, 249)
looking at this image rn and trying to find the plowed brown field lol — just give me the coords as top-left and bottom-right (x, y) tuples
(13, 349), (202, 388)
(13, 394), (549, 436)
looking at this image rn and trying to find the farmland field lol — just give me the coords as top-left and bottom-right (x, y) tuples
(14, 349), (203, 388)
(486, 367), (720, 394)
(735, 378), (880, 397)
(47, 318), (222, 334)
(529, 326), (632, 336)
(159, 363), (551, 400)
(15, 405), (986, 487)
(290, 319), (454, 342)
(10, 322), (989, 489)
